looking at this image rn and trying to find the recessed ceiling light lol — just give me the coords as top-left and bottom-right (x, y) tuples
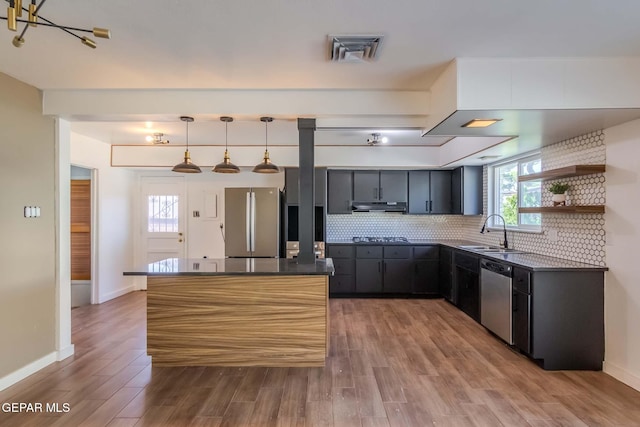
(367, 133), (388, 145)
(462, 119), (502, 128)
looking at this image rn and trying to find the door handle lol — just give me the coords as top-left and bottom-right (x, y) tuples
(379, 187), (383, 200)
(178, 238), (183, 243)
(430, 200), (433, 212)
(426, 201), (429, 212)
(178, 232), (183, 236)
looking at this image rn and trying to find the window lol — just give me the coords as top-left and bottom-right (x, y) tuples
(491, 155), (541, 230)
(147, 195), (179, 232)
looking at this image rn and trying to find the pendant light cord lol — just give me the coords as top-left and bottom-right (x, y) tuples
(225, 120), (228, 149)
(185, 120), (189, 150)
(264, 119), (268, 150)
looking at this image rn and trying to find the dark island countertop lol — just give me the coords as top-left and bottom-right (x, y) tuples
(124, 258), (335, 276)
(326, 239), (608, 272)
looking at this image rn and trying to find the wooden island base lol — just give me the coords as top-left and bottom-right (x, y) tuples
(147, 275), (329, 367)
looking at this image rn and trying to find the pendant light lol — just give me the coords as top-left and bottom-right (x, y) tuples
(212, 116), (240, 173)
(252, 116), (280, 173)
(172, 116), (202, 173)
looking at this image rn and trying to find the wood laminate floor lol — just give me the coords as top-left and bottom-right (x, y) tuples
(1, 291), (640, 426)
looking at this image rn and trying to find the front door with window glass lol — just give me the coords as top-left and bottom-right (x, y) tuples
(141, 177), (186, 264)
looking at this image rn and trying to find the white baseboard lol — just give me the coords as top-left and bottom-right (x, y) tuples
(57, 344), (75, 361)
(0, 352), (57, 392)
(99, 285), (136, 303)
(604, 361), (640, 392)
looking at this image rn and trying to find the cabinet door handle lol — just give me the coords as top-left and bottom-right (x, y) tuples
(379, 187), (383, 200)
(430, 200), (433, 212)
(426, 201), (429, 212)
(513, 292), (518, 312)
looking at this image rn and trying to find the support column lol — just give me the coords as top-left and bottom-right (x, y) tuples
(297, 118), (316, 264)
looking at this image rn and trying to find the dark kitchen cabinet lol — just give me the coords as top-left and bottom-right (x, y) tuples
(354, 245), (412, 293)
(408, 170), (452, 214)
(355, 259), (383, 293)
(525, 269), (604, 370)
(353, 170), (407, 202)
(452, 166), (483, 215)
(284, 167), (327, 206)
(382, 246), (412, 293)
(453, 251), (480, 321)
(327, 244), (355, 294)
(439, 247), (454, 302)
(413, 246), (440, 294)
(327, 170), (353, 214)
(379, 171), (408, 203)
(512, 267), (531, 355)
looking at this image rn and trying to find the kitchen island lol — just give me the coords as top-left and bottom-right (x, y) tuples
(125, 258), (334, 367)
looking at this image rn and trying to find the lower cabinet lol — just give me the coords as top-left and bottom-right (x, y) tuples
(413, 246), (440, 294)
(327, 245), (355, 294)
(355, 258), (383, 292)
(329, 244), (440, 295)
(453, 251), (480, 322)
(514, 268), (604, 370)
(512, 267), (531, 355)
(439, 247), (454, 302)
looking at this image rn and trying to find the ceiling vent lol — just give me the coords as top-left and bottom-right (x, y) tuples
(329, 35), (383, 62)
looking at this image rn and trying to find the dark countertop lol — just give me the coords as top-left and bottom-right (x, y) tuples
(124, 258), (335, 276)
(326, 239), (608, 272)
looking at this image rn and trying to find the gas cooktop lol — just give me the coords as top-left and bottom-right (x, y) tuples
(352, 237), (409, 243)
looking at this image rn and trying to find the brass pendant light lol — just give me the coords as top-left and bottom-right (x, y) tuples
(172, 116), (202, 173)
(252, 117), (280, 173)
(212, 116), (240, 173)
(4, 0), (111, 49)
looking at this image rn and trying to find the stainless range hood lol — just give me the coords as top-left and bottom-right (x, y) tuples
(352, 201), (407, 213)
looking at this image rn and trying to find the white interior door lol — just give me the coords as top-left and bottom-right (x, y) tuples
(141, 177), (187, 264)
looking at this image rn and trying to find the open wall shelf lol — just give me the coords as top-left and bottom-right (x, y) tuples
(518, 206), (605, 214)
(518, 164), (606, 182)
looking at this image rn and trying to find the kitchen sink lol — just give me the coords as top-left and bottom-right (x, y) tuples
(477, 248), (528, 254)
(458, 245), (498, 250)
(458, 245), (528, 254)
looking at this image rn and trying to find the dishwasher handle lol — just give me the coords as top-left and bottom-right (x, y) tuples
(480, 259), (512, 277)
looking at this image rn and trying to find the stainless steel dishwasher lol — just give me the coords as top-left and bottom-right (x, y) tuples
(480, 259), (513, 345)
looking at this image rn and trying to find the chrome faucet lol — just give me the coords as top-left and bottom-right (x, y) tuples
(480, 214), (509, 249)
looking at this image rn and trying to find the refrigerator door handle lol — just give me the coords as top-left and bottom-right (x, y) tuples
(246, 192), (251, 252)
(251, 191), (257, 252)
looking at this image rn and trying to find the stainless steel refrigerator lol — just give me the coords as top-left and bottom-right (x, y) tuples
(224, 187), (280, 257)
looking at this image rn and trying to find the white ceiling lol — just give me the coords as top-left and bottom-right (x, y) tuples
(3, 0), (640, 161)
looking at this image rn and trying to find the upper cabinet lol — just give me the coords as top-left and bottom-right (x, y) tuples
(327, 170), (353, 214)
(284, 167), (327, 206)
(353, 170), (408, 203)
(408, 170), (453, 214)
(451, 166), (483, 215)
(327, 166), (483, 216)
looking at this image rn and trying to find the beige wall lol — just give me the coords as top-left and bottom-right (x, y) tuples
(0, 73), (56, 377)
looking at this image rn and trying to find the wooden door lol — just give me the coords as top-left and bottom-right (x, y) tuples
(71, 180), (91, 280)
